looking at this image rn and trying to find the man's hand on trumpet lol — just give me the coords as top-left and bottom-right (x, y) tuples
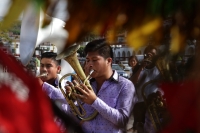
(65, 80), (97, 105)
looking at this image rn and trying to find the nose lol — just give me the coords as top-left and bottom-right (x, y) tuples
(88, 65), (93, 71)
(86, 61), (93, 67)
(40, 66), (47, 72)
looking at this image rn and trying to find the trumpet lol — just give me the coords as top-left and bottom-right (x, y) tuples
(141, 79), (163, 132)
(143, 57), (152, 64)
(56, 44), (98, 121)
(37, 72), (48, 78)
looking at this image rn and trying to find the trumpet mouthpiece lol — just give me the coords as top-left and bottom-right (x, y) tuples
(38, 73), (48, 77)
(89, 69), (94, 75)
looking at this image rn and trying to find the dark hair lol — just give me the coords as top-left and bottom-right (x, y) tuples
(84, 39), (113, 59)
(128, 55), (138, 66)
(41, 52), (61, 66)
(144, 45), (157, 55)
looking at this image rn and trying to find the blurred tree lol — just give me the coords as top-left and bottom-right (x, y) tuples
(8, 20), (21, 35)
(0, 29), (13, 43)
(0, 20), (21, 44)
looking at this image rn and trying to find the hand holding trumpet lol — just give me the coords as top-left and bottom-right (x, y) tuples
(65, 80), (97, 105)
(140, 52), (157, 69)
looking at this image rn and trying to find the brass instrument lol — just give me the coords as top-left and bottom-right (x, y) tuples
(56, 44), (98, 121)
(37, 72), (48, 78)
(141, 57), (169, 132)
(141, 79), (163, 132)
(156, 57), (173, 82)
(143, 54), (152, 64)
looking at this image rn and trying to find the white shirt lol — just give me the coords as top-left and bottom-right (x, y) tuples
(135, 66), (161, 102)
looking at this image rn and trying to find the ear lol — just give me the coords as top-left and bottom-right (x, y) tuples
(107, 58), (112, 64)
(57, 65), (61, 74)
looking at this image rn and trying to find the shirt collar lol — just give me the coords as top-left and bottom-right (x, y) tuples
(55, 74), (62, 87)
(112, 70), (120, 82)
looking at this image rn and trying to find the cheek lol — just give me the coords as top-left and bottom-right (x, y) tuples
(94, 63), (104, 71)
(130, 62), (134, 65)
(46, 67), (56, 74)
(40, 67), (46, 73)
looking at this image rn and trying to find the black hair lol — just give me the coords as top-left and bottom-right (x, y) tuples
(128, 55), (138, 66)
(84, 39), (113, 59)
(144, 45), (158, 55)
(41, 52), (61, 66)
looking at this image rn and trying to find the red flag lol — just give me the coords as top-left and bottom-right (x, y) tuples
(160, 81), (199, 133)
(0, 49), (63, 133)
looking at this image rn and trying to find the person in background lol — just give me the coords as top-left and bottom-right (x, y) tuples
(32, 53), (41, 76)
(25, 57), (37, 76)
(127, 55), (139, 132)
(128, 55), (139, 78)
(38, 52), (62, 95)
(129, 45), (162, 133)
(37, 52), (82, 133)
(34, 55), (40, 68)
(37, 52), (66, 131)
(35, 56), (41, 76)
(177, 58), (186, 81)
(169, 60), (181, 82)
(65, 39), (137, 133)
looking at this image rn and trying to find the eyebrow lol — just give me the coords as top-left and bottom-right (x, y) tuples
(40, 63), (53, 66)
(86, 56), (99, 59)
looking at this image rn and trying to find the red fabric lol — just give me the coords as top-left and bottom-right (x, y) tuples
(0, 49), (63, 133)
(160, 81), (199, 133)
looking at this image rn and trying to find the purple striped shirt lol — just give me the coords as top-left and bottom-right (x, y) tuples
(42, 71), (137, 133)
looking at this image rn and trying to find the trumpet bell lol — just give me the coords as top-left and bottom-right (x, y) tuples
(56, 44), (88, 85)
(56, 44), (80, 61)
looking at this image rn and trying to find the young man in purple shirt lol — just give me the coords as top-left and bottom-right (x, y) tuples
(38, 52), (80, 133)
(65, 39), (137, 133)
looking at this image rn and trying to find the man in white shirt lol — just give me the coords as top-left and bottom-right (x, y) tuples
(129, 45), (162, 133)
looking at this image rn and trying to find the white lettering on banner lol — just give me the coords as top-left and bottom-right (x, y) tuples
(0, 71), (29, 102)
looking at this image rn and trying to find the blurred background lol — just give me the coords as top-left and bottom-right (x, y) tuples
(0, 0), (200, 132)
